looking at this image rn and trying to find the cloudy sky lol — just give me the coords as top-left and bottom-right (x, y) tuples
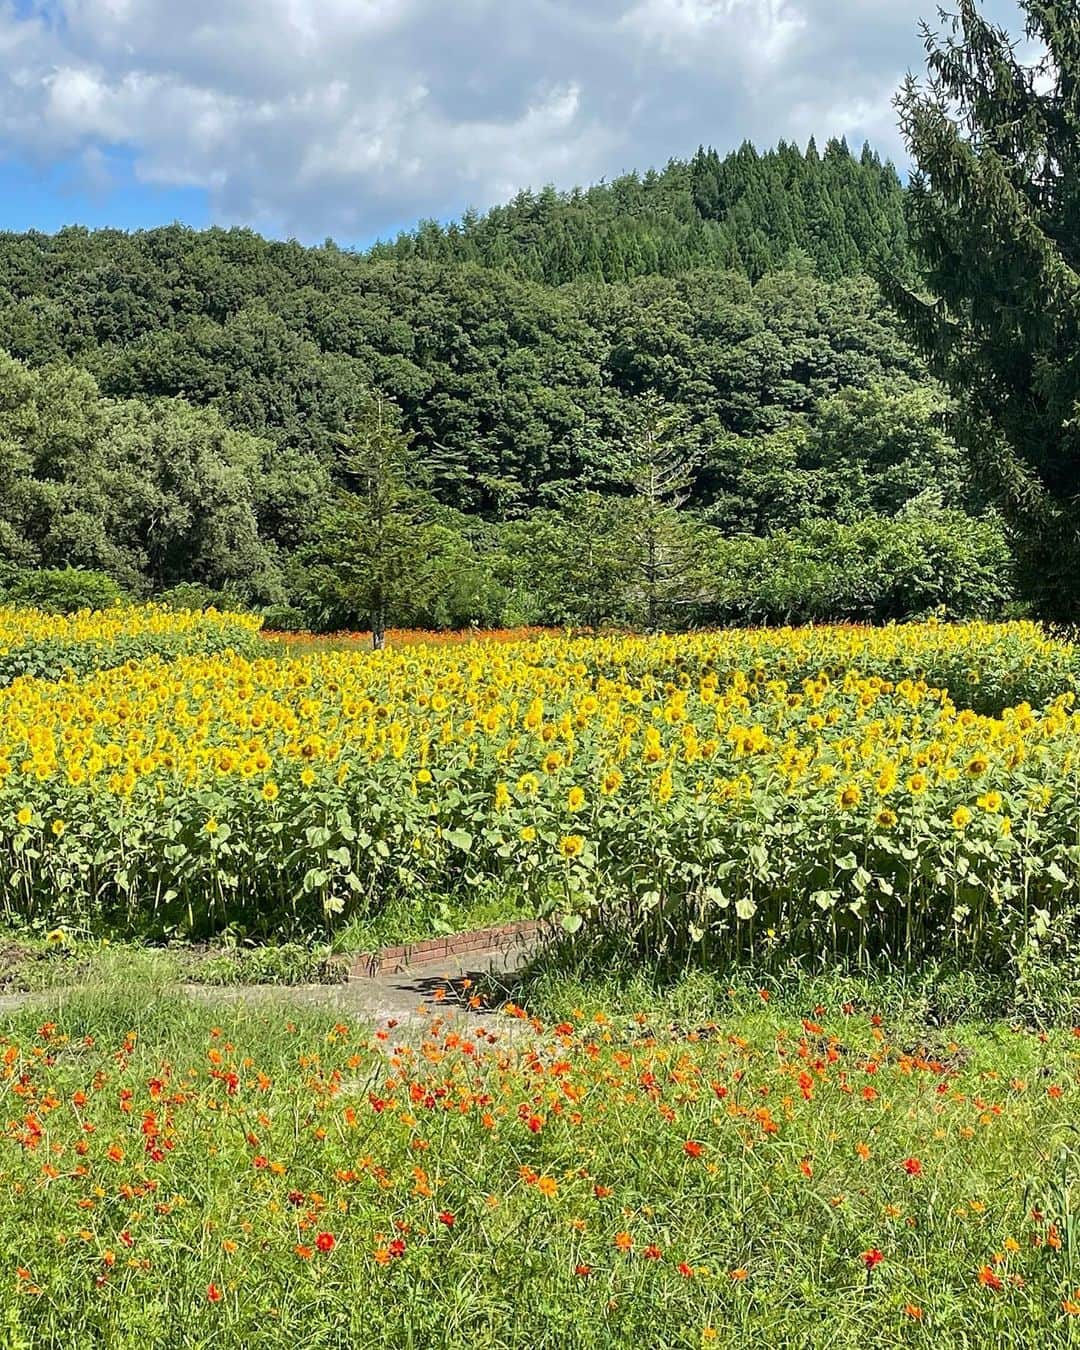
(0, 0), (1026, 245)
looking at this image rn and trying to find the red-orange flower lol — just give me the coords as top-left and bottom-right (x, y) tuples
(315, 1232), (335, 1253)
(902, 1157), (923, 1177)
(862, 1249), (884, 1271)
(206, 1283), (223, 1303)
(684, 1140), (703, 1158)
(437, 1211), (455, 1227)
(978, 1265), (1003, 1291)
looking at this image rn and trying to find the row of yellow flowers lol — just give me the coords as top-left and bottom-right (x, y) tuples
(0, 602), (263, 685)
(0, 620), (1077, 959)
(0, 604), (263, 685)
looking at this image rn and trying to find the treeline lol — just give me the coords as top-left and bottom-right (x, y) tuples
(374, 139), (908, 284)
(0, 136), (1014, 628)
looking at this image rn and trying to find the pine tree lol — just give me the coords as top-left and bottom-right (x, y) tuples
(886, 0), (1080, 615)
(610, 397), (706, 630)
(320, 397), (429, 649)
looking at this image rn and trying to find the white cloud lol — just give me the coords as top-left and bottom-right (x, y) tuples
(0, 0), (1028, 240)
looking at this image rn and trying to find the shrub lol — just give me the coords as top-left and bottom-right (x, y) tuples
(705, 510), (1014, 628)
(260, 604), (309, 634)
(2, 568), (126, 615)
(154, 583), (237, 612)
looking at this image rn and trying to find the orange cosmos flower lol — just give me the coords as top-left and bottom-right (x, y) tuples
(614, 1232), (633, 1252)
(977, 1266), (1003, 1291)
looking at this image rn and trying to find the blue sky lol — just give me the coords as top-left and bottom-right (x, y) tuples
(0, 151), (208, 235)
(0, 0), (1027, 248)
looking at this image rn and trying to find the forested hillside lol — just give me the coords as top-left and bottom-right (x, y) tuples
(0, 137), (1009, 629)
(374, 139), (908, 284)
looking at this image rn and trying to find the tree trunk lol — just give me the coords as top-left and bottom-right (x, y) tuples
(371, 594), (386, 651)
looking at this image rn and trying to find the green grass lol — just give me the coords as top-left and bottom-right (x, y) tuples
(329, 888), (535, 954)
(0, 934), (340, 993)
(0, 963), (1078, 1346)
(0, 883), (536, 992)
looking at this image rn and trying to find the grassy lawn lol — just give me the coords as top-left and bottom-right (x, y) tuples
(0, 966), (1078, 1348)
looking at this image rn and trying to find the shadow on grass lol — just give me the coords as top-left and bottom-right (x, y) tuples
(483, 928), (1044, 1031)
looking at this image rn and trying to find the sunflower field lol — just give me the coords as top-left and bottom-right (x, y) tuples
(0, 604), (264, 686)
(0, 612), (1079, 973)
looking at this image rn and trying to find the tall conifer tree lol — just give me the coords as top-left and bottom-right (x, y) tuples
(888, 1), (1080, 614)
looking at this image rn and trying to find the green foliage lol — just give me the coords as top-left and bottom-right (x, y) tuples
(1, 568), (125, 614)
(0, 351), (301, 603)
(154, 582), (238, 612)
(194, 941), (340, 987)
(704, 509), (1015, 629)
(0, 139), (1011, 621)
(259, 603), (309, 634)
(890, 0), (1080, 617)
(498, 508), (1014, 632)
(377, 137), (908, 285)
(0, 198), (929, 521)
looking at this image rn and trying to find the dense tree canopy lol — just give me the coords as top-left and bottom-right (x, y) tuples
(0, 133), (1010, 626)
(375, 138), (908, 285)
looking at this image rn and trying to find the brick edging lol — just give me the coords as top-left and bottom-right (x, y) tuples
(338, 918), (551, 979)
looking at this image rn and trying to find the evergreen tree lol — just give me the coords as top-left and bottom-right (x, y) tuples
(609, 398), (707, 629)
(306, 397), (430, 648)
(888, 0), (1080, 615)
